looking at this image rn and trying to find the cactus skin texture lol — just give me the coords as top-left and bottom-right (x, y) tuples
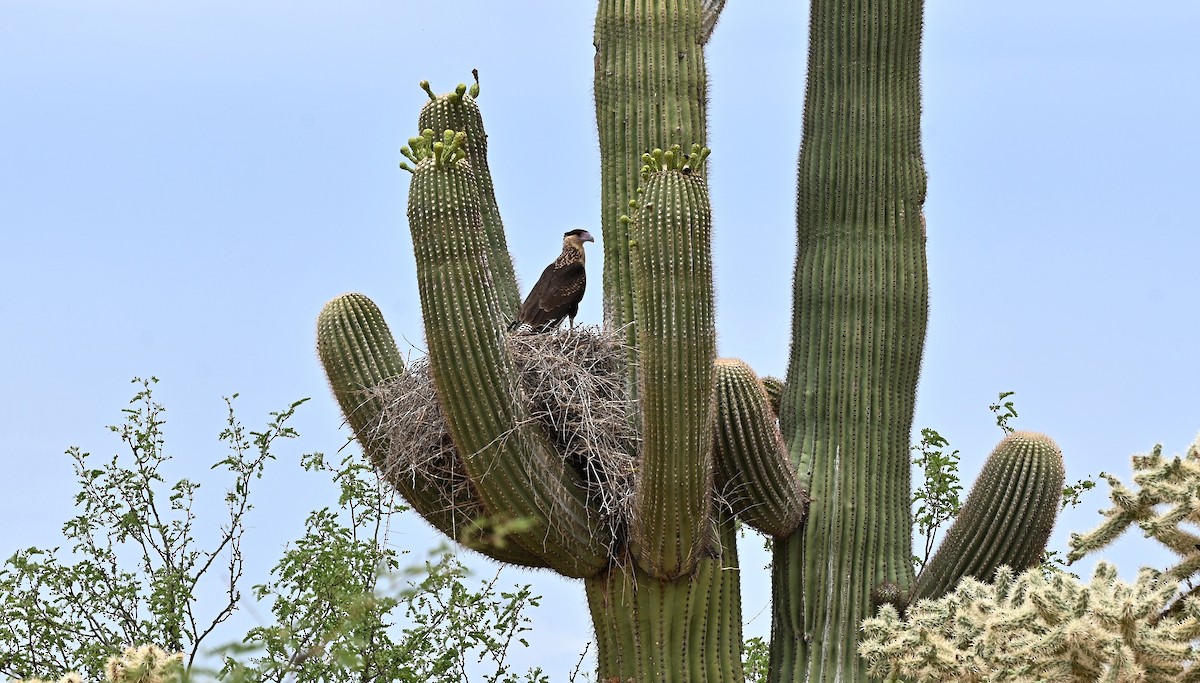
(912, 431), (1064, 602)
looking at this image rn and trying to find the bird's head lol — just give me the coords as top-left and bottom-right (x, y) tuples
(563, 228), (595, 251)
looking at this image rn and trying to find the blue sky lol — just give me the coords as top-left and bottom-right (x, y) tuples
(3, 0), (1199, 677)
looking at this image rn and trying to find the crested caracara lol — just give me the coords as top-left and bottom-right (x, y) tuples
(510, 229), (594, 334)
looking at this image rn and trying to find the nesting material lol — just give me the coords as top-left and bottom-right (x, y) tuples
(369, 326), (639, 537)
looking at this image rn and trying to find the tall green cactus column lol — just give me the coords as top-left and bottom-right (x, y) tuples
(628, 146), (717, 581)
(773, 0), (929, 679)
(594, 0), (707, 334)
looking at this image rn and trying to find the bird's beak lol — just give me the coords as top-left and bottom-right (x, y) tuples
(581, 231), (595, 243)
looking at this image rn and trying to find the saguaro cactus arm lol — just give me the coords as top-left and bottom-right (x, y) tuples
(416, 78), (521, 317)
(760, 375), (785, 418)
(627, 146), (717, 580)
(713, 358), (808, 538)
(404, 130), (611, 577)
(912, 431), (1065, 602)
(585, 2), (756, 674)
(316, 293), (547, 567)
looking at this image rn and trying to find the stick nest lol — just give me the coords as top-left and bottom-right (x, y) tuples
(368, 326), (639, 540)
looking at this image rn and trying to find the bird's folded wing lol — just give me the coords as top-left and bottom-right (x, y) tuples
(532, 262), (586, 315)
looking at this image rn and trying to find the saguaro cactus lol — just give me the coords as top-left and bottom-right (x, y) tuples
(769, 1), (1066, 679)
(317, 0), (1067, 681)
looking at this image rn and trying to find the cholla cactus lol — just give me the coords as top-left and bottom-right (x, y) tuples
(860, 434), (1200, 682)
(1069, 435), (1200, 582)
(15, 645), (184, 683)
(102, 645), (184, 683)
(861, 563), (1200, 682)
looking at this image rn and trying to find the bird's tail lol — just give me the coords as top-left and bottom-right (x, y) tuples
(508, 320), (536, 335)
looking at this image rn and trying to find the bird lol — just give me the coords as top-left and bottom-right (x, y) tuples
(509, 228), (594, 334)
